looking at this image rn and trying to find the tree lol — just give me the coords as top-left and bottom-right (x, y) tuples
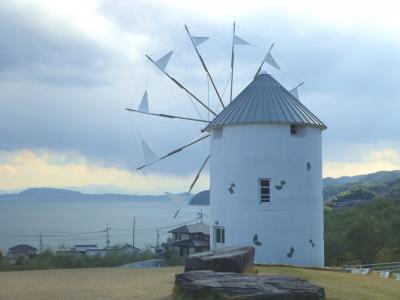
(344, 214), (386, 264)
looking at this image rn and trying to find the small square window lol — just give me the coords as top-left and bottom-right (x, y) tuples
(290, 124), (298, 135)
(259, 178), (271, 203)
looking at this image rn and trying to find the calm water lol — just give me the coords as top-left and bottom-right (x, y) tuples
(0, 198), (209, 252)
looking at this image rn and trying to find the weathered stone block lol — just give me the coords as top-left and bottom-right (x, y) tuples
(174, 270), (325, 300)
(185, 246), (255, 273)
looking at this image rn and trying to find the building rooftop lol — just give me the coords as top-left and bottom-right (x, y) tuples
(8, 244), (38, 254)
(168, 223), (210, 235)
(205, 73), (326, 131)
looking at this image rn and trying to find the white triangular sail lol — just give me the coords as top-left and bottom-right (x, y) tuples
(192, 36), (209, 47)
(264, 51), (280, 70)
(289, 87), (299, 100)
(138, 91), (149, 112)
(164, 192), (187, 205)
(155, 51), (173, 71)
(233, 34), (250, 45)
(141, 139), (157, 164)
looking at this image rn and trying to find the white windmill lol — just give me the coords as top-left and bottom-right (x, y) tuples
(127, 23), (327, 267)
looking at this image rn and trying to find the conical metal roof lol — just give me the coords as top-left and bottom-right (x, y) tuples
(205, 73), (326, 131)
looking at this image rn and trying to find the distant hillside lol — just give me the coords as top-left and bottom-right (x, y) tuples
(0, 188), (168, 202)
(189, 190), (210, 205)
(324, 171), (400, 209)
(3, 170), (400, 208)
(323, 170), (400, 188)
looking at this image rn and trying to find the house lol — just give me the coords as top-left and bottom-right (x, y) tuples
(7, 244), (38, 258)
(167, 223), (210, 256)
(204, 71), (327, 267)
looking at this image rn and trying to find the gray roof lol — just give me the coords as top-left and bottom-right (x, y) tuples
(8, 244), (37, 254)
(205, 73), (326, 131)
(168, 223), (210, 235)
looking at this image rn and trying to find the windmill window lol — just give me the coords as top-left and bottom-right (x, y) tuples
(290, 124), (298, 135)
(215, 226), (225, 244)
(259, 178), (271, 203)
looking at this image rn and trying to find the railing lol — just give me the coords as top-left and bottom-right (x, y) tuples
(118, 258), (165, 269)
(345, 261), (400, 280)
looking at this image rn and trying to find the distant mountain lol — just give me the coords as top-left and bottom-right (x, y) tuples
(3, 170), (400, 208)
(323, 170), (400, 188)
(0, 188), (168, 202)
(324, 171), (400, 209)
(189, 190), (210, 205)
(64, 185), (139, 195)
(187, 171), (400, 208)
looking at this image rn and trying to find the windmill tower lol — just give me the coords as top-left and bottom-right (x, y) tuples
(128, 24), (326, 267)
(205, 72), (326, 267)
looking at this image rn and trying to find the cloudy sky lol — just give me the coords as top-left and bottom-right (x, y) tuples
(1, 0), (400, 194)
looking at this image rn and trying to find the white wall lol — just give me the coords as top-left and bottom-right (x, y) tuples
(209, 123), (324, 267)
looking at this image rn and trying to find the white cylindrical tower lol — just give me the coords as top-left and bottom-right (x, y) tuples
(205, 73), (327, 267)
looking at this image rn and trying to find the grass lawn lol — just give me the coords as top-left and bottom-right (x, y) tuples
(0, 266), (399, 300)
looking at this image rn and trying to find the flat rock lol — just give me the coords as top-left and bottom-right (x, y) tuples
(185, 246), (255, 273)
(174, 270), (325, 300)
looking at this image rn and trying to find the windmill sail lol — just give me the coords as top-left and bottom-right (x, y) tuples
(264, 51), (280, 70)
(289, 87), (299, 100)
(165, 192), (187, 205)
(146, 54), (217, 117)
(126, 108), (209, 123)
(233, 34), (249, 45)
(155, 51), (173, 71)
(192, 36), (209, 47)
(185, 25), (224, 109)
(138, 91), (149, 112)
(188, 155), (210, 194)
(173, 154), (210, 219)
(136, 133), (210, 170)
(141, 139), (157, 164)
(289, 82), (304, 100)
(230, 24), (250, 103)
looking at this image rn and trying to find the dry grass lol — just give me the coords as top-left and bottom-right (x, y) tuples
(0, 266), (399, 300)
(0, 267), (182, 300)
(257, 265), (400, 300)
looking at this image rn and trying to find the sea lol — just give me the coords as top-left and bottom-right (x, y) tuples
(0, 198), (209, 253)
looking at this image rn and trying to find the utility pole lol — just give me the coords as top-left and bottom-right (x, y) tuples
(132, 217), (136, 252)
(39, 233), (43, 253)
(198, 209), (203, 224)
(105, 224), (110, 249)
(156, 228), (160, 255)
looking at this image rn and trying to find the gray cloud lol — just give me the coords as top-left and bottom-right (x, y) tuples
(0, 3), (117, 86)
(0, 0), (399, 178)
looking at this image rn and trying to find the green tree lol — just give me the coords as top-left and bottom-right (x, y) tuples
(344, 214), (386, 264)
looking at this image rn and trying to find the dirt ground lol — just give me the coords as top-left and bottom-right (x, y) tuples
(1, 266), (399, 300)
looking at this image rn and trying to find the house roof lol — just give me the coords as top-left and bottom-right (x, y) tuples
(168, 223), (210, 235)
(73, 245), (97, 248)
(8, 244), (37, 254)
(170, 239), (209, 248)
(205, 72), (326, 131)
